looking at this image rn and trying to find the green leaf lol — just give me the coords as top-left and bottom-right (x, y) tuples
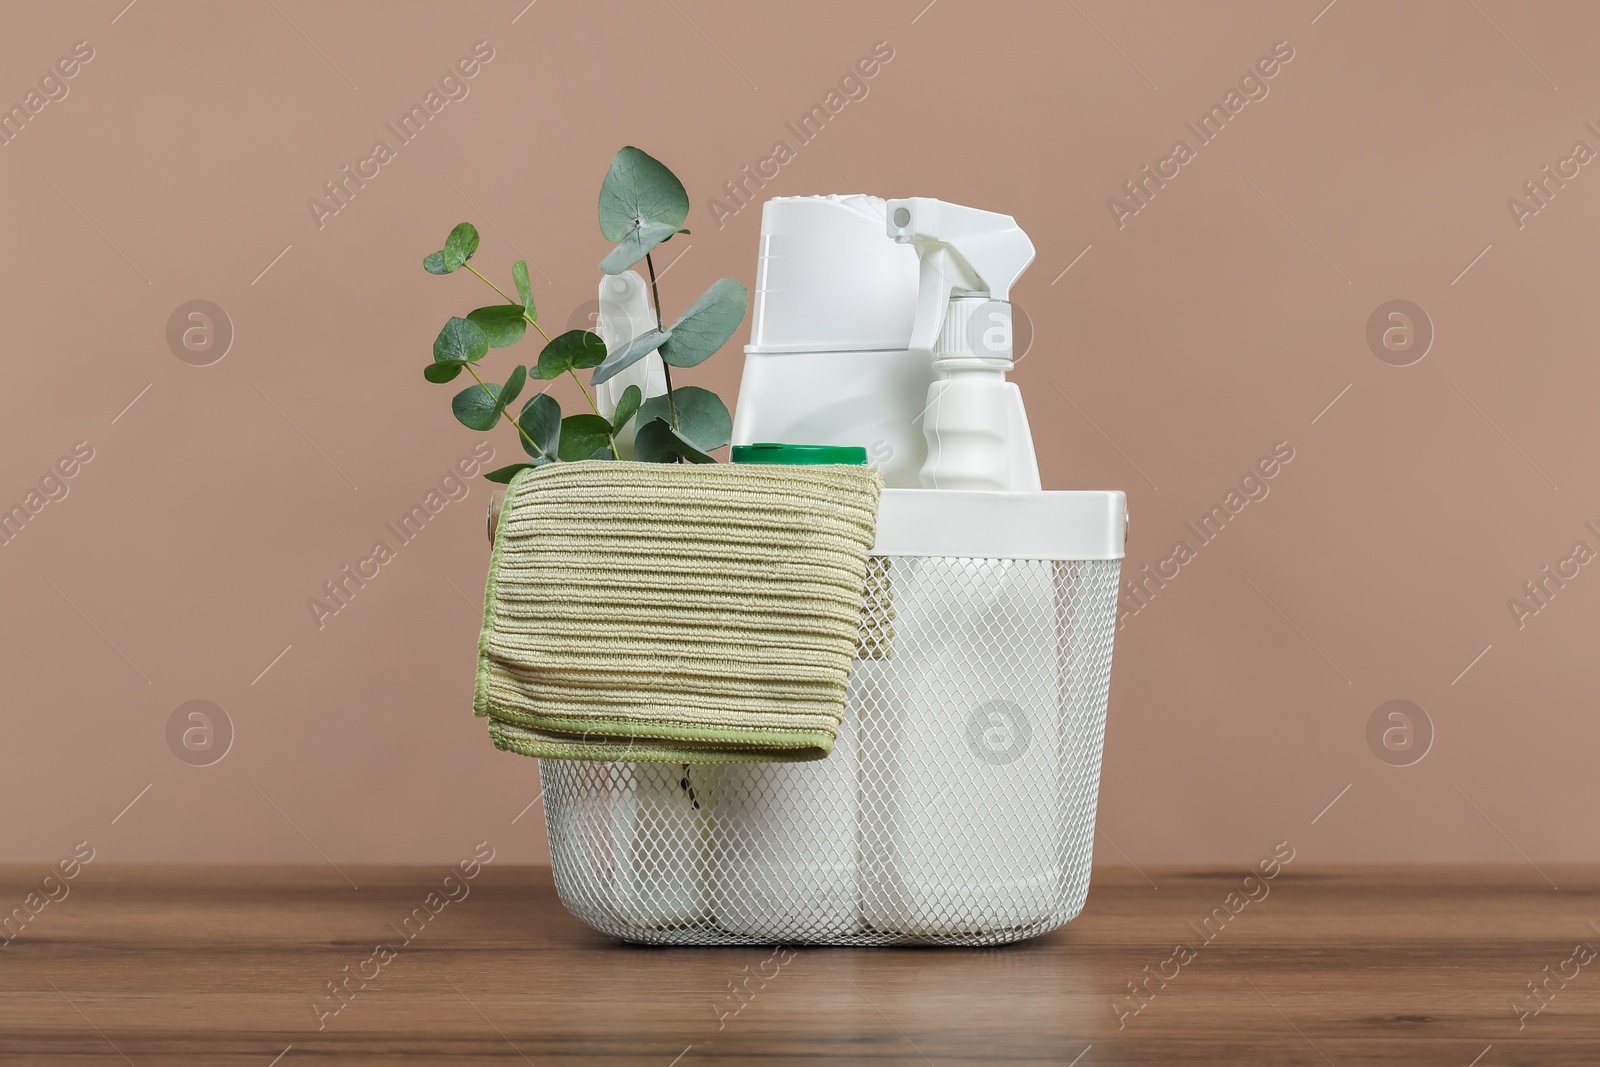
(661, 279), (748, 368)
(537, 330), (608, 380)
(633, 417), (716, 464)
(443, 222), (479, 272)
(558, 414), (614, 461)
(636, 386), (731, 452)
(467, 304), (528, 349)
(434, 317), (489, 364)
(499, 365), (528, 413)
(423, 360), (465, 383)
(597, 147), (690, 274)
(423, 251), (449, 275)
(591, 326), (670, 386)
(517, 393), (561, 460)
(512, 260), (534, 313)
(673, 434), (718, 463)
(450, 366), (524, 432)
(599, 223), (680, 275)
(633, 417), (680, 463)
(610, 384), (643, 432)
(483, 462), (536, 483)
(452, 381), (507, 431)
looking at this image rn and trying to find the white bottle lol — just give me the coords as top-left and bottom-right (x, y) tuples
(713, 196), (927, 939)
(589, 272), (710, 929)
(594, 271), (668, 459)
(711, 699), (861, 939)
(730, 195), (928, 487)
(859, 556), (1061, 934)
(610, 763), (710, 928)
(861, 198), (1061, 934)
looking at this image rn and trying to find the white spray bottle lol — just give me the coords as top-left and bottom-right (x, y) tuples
(589, 271), (709, 929)
(861, 199), (1062, 934)
(886, 197), (1039, 491)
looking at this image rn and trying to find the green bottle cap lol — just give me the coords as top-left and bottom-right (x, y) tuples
(731, 442), (868, 466)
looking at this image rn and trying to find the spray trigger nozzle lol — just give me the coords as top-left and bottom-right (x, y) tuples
(885, 198), (1036, 359)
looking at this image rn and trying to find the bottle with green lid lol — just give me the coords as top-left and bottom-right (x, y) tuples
(713, 439), (868, 938)
(731, 442), (868, 465)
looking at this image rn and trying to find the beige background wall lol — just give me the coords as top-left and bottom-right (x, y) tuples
(3, 0), (1596, 871)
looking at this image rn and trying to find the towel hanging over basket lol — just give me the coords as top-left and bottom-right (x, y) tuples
(474, 461), (883, 763)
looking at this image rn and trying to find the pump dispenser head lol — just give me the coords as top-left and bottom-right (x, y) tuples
(885, 198), (1036, 362)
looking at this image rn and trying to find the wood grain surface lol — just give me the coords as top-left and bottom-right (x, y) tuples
(1, 864), (1596, 1065)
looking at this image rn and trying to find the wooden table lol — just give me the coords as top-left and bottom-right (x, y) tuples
(2, 865), (1596, 1064)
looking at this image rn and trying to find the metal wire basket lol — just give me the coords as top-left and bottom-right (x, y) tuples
(540, 551), (1121, 946)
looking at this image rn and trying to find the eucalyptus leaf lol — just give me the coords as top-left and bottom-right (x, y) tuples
(512, 260), (534, 313)
(499, 365), (528, 413)
(537, 330), (608, 380)
(467, 304), (528, 348)
(634, 417), (716, 463)
(660, 279), (748, 368)
(610, 384), (642, 433)
(443, 222), (479, 272)
(423, 251), (449, 275)
(632, 417), (680, 463)
(636, 386), (731, 451)
(484, 462), (536, 483)
(423, 360), (465, 383)
(590, 326), (670, 386)
(558, 414), (615, 461)
(597, 147), (689, 274)
(635, 394), (671, 432)
(673, 434), (717, 463)
(452, 381), (506, 432)
(434, 316), (489, 364)
(599, 222), (680, 275)
(517, 393), (561, 461)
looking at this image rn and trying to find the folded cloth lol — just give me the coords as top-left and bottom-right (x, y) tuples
(474, 460), (883, 762)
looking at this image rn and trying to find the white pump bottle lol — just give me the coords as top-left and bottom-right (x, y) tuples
(884, 198), (1039, 492)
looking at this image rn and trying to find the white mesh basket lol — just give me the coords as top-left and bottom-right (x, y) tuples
(540, 527), (1122, 946)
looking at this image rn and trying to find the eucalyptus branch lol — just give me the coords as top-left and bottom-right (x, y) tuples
(464, 262), (552, 343)
(424, 149), (745, 475)
(467, 362), (545, 459)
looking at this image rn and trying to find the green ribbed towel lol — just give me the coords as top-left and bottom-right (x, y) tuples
(474, 460), (883, 762)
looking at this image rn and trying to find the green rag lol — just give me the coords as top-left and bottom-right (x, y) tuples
(474, 460), (883, 762)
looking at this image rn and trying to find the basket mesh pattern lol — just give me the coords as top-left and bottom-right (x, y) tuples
(540, 555), (1120, 946)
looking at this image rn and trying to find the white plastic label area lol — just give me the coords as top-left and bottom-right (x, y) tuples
(542, 194), (1127, 946)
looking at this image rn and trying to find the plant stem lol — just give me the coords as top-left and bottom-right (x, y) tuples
(566, 367), (600, 414)
(467, 363), (546, 460)
(645, 251), (666, 328)
(464, 262), (551, 343)
(659, 364), (677, 429)
(566, 369), (620, 460)
(644, 251), (678, 430)
(463, 262), (516, 306)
